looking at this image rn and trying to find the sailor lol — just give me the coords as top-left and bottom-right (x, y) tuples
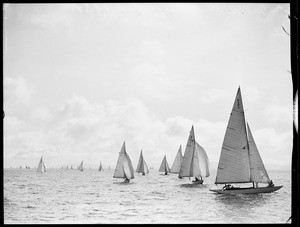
(268, 180), (274, 187)
(124, 178), (130, 183)
(192, 176), (203, 184)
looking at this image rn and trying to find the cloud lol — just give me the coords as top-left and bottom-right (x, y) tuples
(263, 102), (293, 125)
(30, 4), (80, 31)
(199, 88), (232, 104)
(4, 76), (34, 104)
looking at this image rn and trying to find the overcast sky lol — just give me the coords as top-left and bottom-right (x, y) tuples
(3, 3), (292, 171)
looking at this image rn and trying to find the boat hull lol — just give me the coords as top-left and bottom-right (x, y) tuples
(209, 186), (282, 194)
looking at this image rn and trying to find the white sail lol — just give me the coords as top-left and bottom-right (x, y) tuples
(195, 142), (210, 177)
(37, 156), (46, 173)
(215, 87), (251, 184)
(179, 126), (210, 178)
(170, 145), (183, 173)
(136, 150), (149, 174)
(99, 162), (104, 171)
(159, 155), (170, 173)
(113, 142), (135, 179)
(247, 123), (270, 183)
(78, 161), (83, 171)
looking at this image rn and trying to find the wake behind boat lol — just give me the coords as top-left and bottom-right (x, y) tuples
(209, 87), (283, 194)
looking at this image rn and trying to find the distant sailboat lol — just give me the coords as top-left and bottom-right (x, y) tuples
(113, 142), (134, 183)
(78, 161), (83, 171)
(159, 155), (170, 175)
(136, 150), (149, 175)
(37, 156), (46, 173)
(170, 145), (184, 178)
(179, 126), (210, 184)
(210, 87), (283, 194)
(71, 165), (73, 170)
(98, 162), (104, 171)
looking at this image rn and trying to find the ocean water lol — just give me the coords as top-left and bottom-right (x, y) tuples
(4, 168), (291, 224)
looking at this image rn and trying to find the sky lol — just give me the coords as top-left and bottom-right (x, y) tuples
(3, 3), (293, 171)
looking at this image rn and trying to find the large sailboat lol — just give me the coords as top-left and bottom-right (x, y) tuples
(37, 156), (46, 173)
(179, 126), (210, 184)
(159, 155), (170, 175)
(78, 161), (83, 171)
(170, 145), (184, 178)
(136, 150), (149, 175)
(113, 142), (135, 183)
(99, 162), (104, 171)
(210, 87), (283, 194)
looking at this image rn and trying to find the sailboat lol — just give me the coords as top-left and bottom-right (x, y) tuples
(37, 156), (46, 173)
(179, 126), (210, 184)
(70, 165), (73, 170)
(136, 150), (149, 175)
(98, 162), (104, 171)
(210, 87), (283, 194)
(159, 155), (170, 175)
(170, 145), (184, 178)
(113, 142), (135, 183)
(78, 161), (83, 171)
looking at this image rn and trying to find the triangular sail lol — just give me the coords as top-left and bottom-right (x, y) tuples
(159, 155), (170, 173)
(179, 126), (210, 178)
(170, 145), (183, 173)
(136, 150), (149, 174)
(78, 161), (83, 171)
(179, 127), (195, 177)
(113, 142), (135, 179)
(37, 156), (46, 173)
(215, 87), (251, 184)
(195, 142), (210, 177)
(247, 123), (270, 183)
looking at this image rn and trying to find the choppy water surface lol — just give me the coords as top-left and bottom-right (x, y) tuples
(4, 169), (291, 224)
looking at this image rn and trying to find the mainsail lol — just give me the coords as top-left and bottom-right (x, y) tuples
(215, 87), (251, 184)
(247, 123), (270, 183)
(136, 150), (149, 175)
(179, 126), (210, 178)
(170, 145), (183, 173)
(37, 156), (46, 173)
(159, 155), (170, 174)
(113, 142), (134, 179)
(78, 161), (83, 171)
